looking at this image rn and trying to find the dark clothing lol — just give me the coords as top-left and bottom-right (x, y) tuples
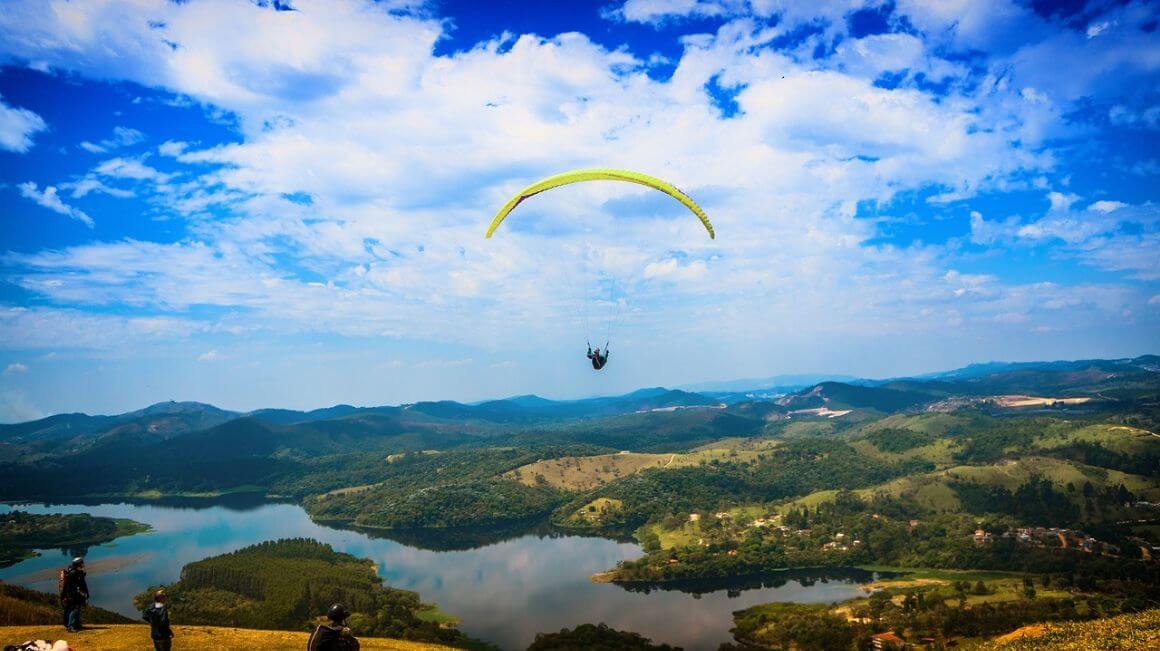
(64, 605), (82, 631)
(60, 567), (89, 605)
(307, 623), (360, 651)
(143, 602), (174, 640)
(153, 638), (173, 651)
(587, 347), (609, 370)
(59, 566), (88, 631)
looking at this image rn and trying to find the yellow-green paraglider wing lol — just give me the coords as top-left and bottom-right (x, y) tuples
(485, 168), (714, 239)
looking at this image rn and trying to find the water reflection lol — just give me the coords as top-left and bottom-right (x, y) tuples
(0, 502), (877, 651)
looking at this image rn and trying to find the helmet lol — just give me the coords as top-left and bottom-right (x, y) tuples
(327, 603), (349, 622)
(71, 557), (84, 568)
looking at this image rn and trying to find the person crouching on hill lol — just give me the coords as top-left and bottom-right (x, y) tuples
(58, 557), (88, 633)
(308, 604), (360, 651)
(142, 590), (174, 651)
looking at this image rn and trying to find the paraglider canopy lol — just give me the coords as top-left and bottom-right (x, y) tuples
(484, 168), (714, 239)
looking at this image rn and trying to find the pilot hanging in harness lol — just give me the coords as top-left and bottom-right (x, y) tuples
(587, 342), (609, 371)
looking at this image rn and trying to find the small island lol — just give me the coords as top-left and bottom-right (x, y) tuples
(0, 510), (151, 567)
(135, 538), (475, 647)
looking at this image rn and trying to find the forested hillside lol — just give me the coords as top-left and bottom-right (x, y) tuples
(137, 539), (475, 646)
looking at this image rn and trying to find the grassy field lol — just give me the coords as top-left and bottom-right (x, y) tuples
(850, 436), (960, 466)
(774, 455), (1160, 516)
(0, 624), (460, 651)
(1031, 423), (1160, 456)
(981, 608), (1160, 650)
(506, 447), (766, 491)
(558, 497), (624, 526)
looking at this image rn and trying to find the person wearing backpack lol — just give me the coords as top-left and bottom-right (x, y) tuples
(57, 558), (88, 632)
(141, 590), (174, 651)
(307, 604), (360, 651)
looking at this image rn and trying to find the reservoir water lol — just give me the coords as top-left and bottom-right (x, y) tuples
(0, 501), (880, 650)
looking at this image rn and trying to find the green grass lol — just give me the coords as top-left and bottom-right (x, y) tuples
(1032, 423), (1160, 456)
(414, 605), (459, 626)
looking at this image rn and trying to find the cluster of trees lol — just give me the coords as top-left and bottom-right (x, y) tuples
(302, 448), (586, 529)
(0, 510), (148, 566)
(952, 419), (1074, 463)
(722, 602), (855, 651)
(724, 573), (1160, 650)
(1049, 442), (1160, 478)
(554, 439), (932, 530)
(609, 491), (1160, 585)
(951, 476), (1081, 525)
(865, 428), (935, 453)
(527, 623), (680, 650)
(135, 538), (473, 645)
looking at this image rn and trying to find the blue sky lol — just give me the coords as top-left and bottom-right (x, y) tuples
(0, 0), (1157, 420)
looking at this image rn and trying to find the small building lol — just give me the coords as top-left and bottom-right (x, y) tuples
(871, 632), (905, 650)
(688, 513), (700, 522)
(974, 529), (993, 545)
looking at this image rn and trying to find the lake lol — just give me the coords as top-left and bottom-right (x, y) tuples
(0, 501), (882, 650)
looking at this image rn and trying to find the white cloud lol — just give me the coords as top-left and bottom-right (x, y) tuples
(1088, 200), (1126, 213)
(1047, 191), (1080, 212)
(79, 126), (144, 153)
(0, 95), (47, 153)
(94, 157), (172, 182)
(16, 182), (95, 227)
(611, 0), (743, 24)
(197, 349), (225, 361)
(970, 200), (1160, 280)
(3, 362), (29, 375)
(644, 258), (709, 282)
(0, 0), (1154, 403)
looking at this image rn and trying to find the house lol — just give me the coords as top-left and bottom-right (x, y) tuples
(688, 513), (700, 522)
(870, 632), (905, 650)
(974, 529), (993, 545)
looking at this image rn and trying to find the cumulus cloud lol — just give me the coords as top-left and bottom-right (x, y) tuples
(16, 182), (95, 227)
(79, 126), (145, 153)
(0, 0), (1154, 397)
(0, 95), (47, 153)
(970, 197), (1160, 280)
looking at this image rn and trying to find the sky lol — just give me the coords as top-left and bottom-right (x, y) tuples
(0, 0), (1157, 420)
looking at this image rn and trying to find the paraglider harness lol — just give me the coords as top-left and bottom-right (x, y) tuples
(587, 341), (609, 370)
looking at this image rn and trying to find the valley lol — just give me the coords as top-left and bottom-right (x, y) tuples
(1, 356), (1158, 649)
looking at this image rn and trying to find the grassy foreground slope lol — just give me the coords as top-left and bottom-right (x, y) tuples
(0, 582), (132, 626)
(983, 608), (1160, 650)
(0, 625), (458, 651)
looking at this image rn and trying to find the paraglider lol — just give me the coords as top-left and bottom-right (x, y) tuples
(486, 168), (713, 371)
(485, 168), (714, 239)
(587, 343), (609, 371)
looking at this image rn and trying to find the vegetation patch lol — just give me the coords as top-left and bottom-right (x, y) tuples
(0, 511), (150, 567)
(135, 538), (473, 646)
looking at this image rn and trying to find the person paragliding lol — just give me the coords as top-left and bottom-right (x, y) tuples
(486, 168), (714, 371)
(587, 342), (609, 370)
